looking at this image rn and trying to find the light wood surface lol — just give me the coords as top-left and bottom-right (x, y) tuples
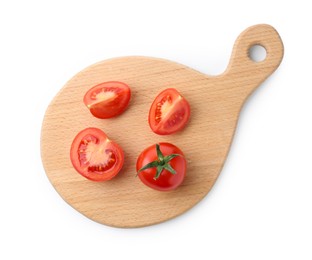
(41, 24), (283, 228)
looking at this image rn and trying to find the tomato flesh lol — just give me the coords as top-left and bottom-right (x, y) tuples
(136, 143), (187, 191)
(149, 88), (190, 135)
(84, 81), (131, 119)
(70, 128), (124, 181)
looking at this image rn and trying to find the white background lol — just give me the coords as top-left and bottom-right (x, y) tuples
(1, 0), (311, 259)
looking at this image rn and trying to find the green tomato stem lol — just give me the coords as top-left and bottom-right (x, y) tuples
(137, 144), (181, 180)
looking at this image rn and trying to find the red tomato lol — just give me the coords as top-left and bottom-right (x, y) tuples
(136, 143), (186, 191)
(70, 128), (124, 181)
(83, 81), (131, 119)
(149, 88), (190, 135)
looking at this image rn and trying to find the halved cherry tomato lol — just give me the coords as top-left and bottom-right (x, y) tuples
(83, 81), (131, 119)
(136, 143), (186, 191)
(149, 88), (190, 135)
(70, 128), (124, 181)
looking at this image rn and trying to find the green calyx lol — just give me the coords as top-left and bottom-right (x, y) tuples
(137, 144), (181, 180)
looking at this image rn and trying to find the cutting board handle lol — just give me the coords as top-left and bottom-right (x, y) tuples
(225, 24), (284, 99)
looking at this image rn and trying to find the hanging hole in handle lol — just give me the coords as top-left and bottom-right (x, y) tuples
(249, 44), (267, 62)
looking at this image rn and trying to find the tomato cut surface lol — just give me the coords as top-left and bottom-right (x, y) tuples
(84, 81), (131, 119)
(70, 128), (124, 181)
(136, 143), (187, 191)
(149, 88), (190, 135)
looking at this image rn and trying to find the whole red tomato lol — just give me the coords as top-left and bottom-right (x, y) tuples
(83, 81), (131, 119)
(149, 88), (190, 135)
(70, 128), (124, 181)
(136, 143), (186, 191)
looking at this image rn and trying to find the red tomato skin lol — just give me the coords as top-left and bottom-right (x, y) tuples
(148, 88), (190, 135)
(70, 128), (124, 182)
(83, 81), (131, 119)
(136, 143), (186, 191)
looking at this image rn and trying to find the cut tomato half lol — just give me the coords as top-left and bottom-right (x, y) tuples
(149, 88), (190, 135)
(70, 128), (124, 181)
(83, 81), (131, 119)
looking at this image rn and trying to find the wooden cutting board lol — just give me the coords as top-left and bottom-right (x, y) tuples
(41, 24), (283, 228)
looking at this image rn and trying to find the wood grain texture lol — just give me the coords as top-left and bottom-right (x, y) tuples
(41, 24), (283, 228)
